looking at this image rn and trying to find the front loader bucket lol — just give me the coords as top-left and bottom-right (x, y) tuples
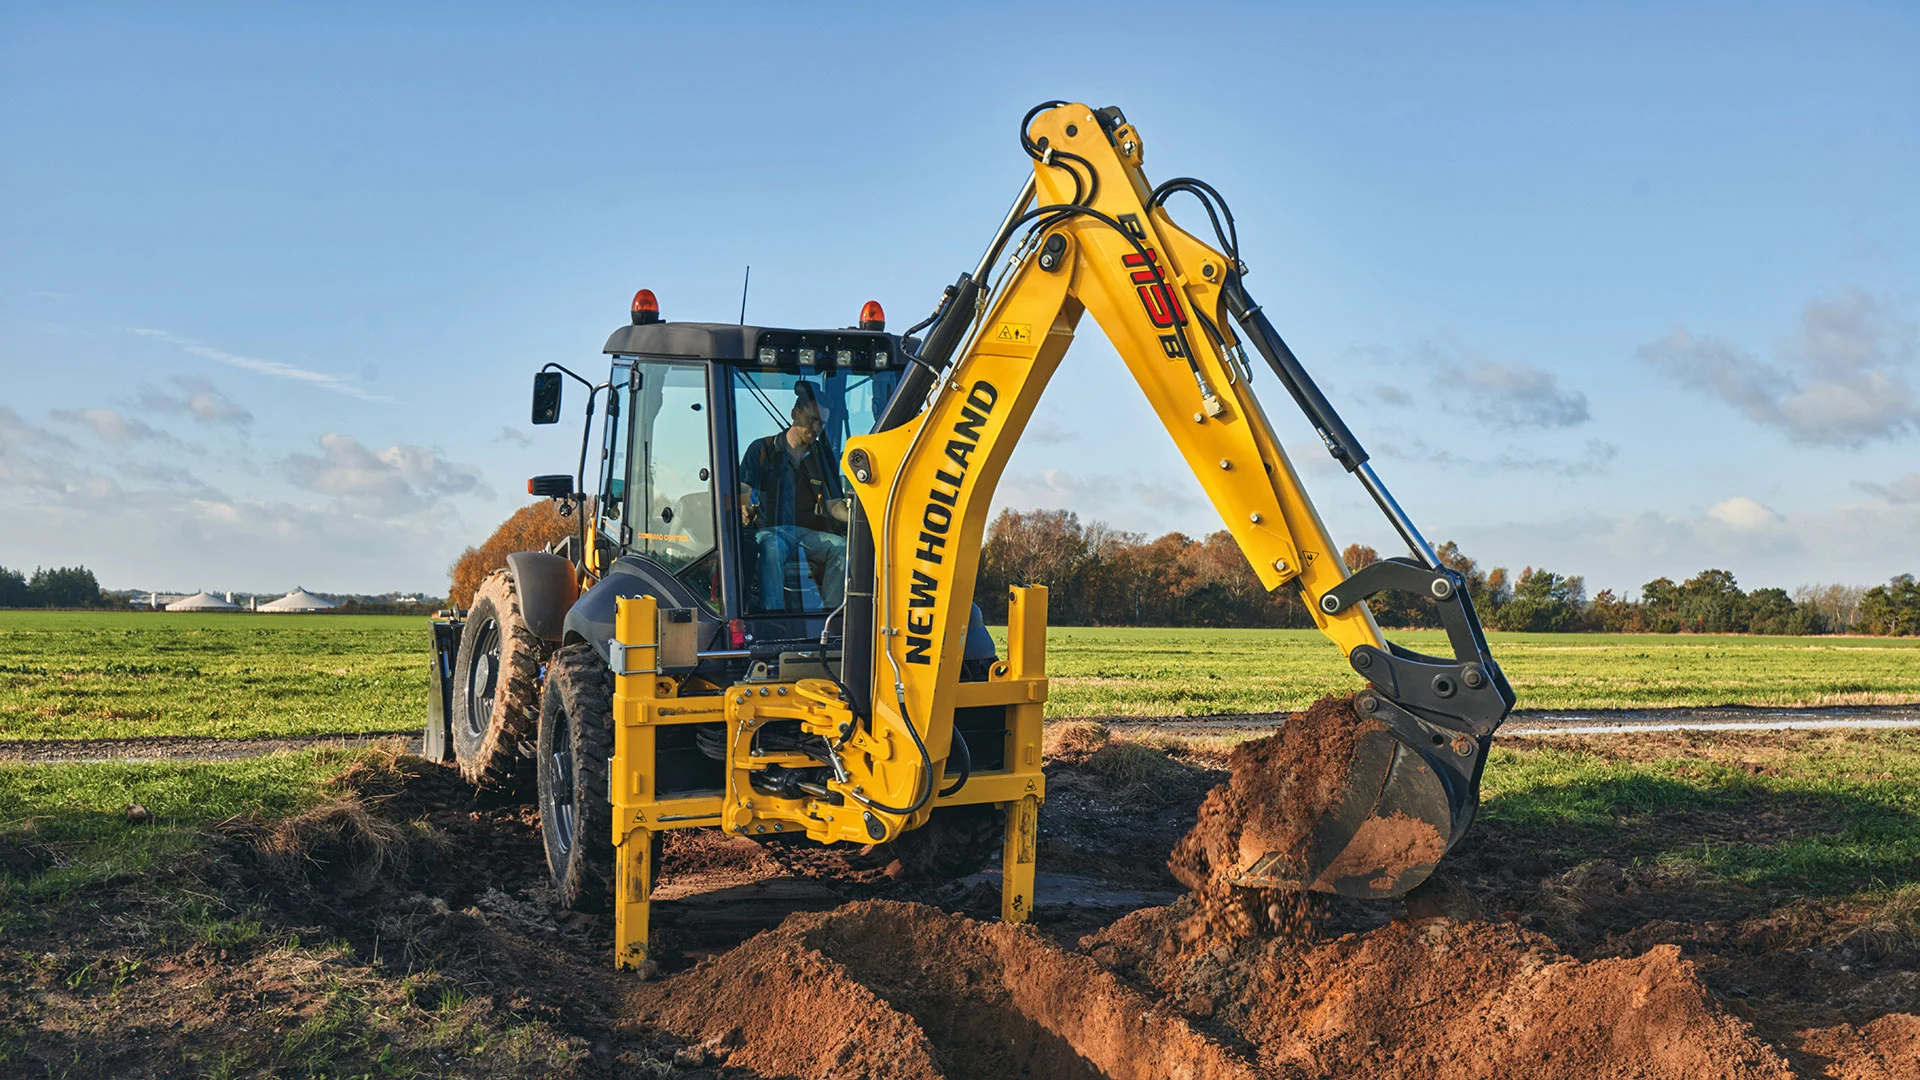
(1235, 722), (1471, 898)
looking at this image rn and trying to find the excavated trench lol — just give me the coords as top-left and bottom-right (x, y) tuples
(28, 701), (1910, 1077)
(625, 697), (1916, 1080)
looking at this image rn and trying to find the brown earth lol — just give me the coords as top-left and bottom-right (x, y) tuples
(4, 708), (1916, 1078)
(1168, 695), (1370, 894)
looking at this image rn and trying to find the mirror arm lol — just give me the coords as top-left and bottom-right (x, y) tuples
(539, 361), (597, 392)
(573, 381), (612, 571)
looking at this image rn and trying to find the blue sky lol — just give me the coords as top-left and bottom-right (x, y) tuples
(2, 3), (1915, 596)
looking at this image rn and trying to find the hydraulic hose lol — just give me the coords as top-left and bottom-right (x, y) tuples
(938, 728), (972, 798)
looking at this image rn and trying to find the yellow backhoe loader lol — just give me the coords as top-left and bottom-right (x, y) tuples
(427, 101), (1515, 970)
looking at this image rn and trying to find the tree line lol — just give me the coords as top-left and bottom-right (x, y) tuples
(0, 566), (107, 608)
(975, 508), (1920, 636)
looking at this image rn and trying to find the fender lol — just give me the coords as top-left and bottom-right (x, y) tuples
(506, 551), (581, 643)
(562, 553), (720, 663)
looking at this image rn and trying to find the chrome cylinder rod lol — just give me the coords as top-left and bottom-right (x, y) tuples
(1356, 462), (1440, 570)
(972, 175), (1039, 282)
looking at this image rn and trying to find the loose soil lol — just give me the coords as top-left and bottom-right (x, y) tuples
(4, 701), (1915, 1078)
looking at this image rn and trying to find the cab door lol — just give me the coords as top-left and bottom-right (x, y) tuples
(611, 357), (720, 611)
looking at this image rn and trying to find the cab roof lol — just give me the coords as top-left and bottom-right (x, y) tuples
(603, 321), (899, 363)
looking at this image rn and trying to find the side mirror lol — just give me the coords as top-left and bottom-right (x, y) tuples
(532, 371), (563, 424)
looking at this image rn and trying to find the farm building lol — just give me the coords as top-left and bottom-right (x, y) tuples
(260, 587), (335, 613)
(163, 591), (242, 612)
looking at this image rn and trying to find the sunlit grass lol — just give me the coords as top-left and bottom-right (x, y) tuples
(1481, 730), (1920, 895)
(0, 611), (425, 740)
(4, 613), (1918, 742)
(0, 748), (368, 907)
(1011, 626), (1920, 716)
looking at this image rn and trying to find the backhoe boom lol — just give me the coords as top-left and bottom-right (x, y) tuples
(843, 101), (1515, 897)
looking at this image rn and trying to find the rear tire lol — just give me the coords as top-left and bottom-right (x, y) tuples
(537, 642), (616, 912)
(451, 570), (544, 791)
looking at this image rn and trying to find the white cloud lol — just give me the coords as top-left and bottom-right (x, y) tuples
(285, 433), (491, 516)
(994, 467), (1206, 536)
(1021, 416), (1077, 444)
(1856, 471), (1920, 505)
(1707, 496), (1784, 532)
(494, 425), (534, 448)
(1639, 291), (1918, 447)
(1354, 340), (1591, 430)
(135, 375), (253, 426)
(1377, 436), (1618, 478)
(1447, 496), (1919, 594)
(0, 406), (78, 454)
(1444, 359), (1592, 430)
(128, 328), (389, 402)
(51, 407), (180, 448)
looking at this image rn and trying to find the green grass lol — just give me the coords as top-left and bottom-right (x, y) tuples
(1012, 626), (1920, 717)
(0, 611), (426, 740)
(1482, 730), (1920, 897)
(0, 748), (369, 909)
(4, 613), (1919, 742)
(0, 748), (587, 1079)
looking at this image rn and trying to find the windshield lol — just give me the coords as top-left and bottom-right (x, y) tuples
(732, 362), (900, 615)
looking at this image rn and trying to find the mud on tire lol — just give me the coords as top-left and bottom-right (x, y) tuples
(537, 641), (617, 912)
(451, 569), (544, 792)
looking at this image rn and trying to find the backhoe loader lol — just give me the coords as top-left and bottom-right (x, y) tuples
(427, 101), (1515, 970)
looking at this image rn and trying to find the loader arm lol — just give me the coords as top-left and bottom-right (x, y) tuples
(843, 102), (1516, 897)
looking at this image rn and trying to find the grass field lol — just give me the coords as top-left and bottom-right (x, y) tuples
(1026, 626), (1920, 717)
(0, 612), (424, 741)
(4, 612), (1920, 742)
(1483, 728), (1920, 898)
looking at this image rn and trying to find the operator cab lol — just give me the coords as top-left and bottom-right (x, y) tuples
(538, 292), (906, 680)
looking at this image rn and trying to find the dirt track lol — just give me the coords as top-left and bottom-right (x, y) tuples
(5, 714), (1917, 1077)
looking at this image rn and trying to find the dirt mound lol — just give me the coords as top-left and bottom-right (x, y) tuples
(1799, 1014), (1920, 1080)
(1169, 694), (1371, 893)
(634, 900), (1260, 1080)
(1088, 901), (1796, 1078)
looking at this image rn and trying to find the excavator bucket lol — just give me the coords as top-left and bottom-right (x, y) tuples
(1233, 557), (1515, 899)
(1234, 724), (1466, 898)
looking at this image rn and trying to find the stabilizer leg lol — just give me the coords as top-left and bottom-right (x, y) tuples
(1002, 795), (1038, 922)
(614, 826), (653, 972)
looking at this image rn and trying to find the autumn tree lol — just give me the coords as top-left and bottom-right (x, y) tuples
(1796, 584), (1865, 633)
(447, 500), (578, 608)
(1585, 588), (1633, 632)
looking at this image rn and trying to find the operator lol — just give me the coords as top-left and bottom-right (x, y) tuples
(738, 388), (850, 611)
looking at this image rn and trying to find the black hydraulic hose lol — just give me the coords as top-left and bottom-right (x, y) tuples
(1151, 177), (1239, 260)
(1221, 285), (1371, 472)
(938, 728), (971, 798)
(846, 699), (938, 818)
(844, 271), (985, 724)
(900, 295), (949, 341)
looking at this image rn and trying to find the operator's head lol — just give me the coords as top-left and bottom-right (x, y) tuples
(789, 387), (825, 448)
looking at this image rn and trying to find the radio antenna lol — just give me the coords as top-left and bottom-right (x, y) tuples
(738, 265), (751, 325)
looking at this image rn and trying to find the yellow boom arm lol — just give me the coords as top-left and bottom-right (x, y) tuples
(842, 101), (1514, 894)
